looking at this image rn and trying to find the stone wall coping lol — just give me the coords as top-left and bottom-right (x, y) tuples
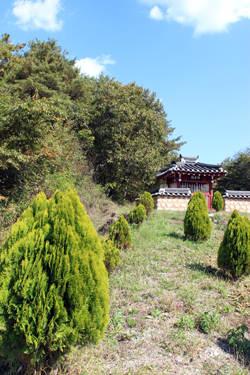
(151, 187), (191, 197)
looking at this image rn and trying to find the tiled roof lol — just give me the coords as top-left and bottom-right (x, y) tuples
(223, 190), (250, 198)
(157, 155), (226, 178)
(151, 187), (192, 197)
(180, 155), (199, 163)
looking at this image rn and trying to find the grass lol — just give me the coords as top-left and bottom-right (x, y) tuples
(1, 209), (250, 374)
(56, 209), (250, 375)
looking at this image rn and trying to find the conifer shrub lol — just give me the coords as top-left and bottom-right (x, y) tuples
(0, 188), (109, 371)
(188, 189), (207, 209)
(127, 204), (147, 225)
(217, 210), (250, 279)
(184, 190), (212, 241)
(100, 237), (120, 272)
(137, 191), (154, 217)
(212, 191), (224, 211)
(108, 215), (132, 249)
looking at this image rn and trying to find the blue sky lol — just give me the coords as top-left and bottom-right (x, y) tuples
(1, 0), (250, 165)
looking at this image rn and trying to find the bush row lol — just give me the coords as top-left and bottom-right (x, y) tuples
(183, 190), (250, 279)
(0, 188), (155, 372)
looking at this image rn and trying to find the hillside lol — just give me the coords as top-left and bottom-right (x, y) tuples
(59, 210), (250, 375)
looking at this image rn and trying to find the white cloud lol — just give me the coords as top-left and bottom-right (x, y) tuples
(75, 55), (116, 77)
(12, 0), (63, 31)
(140, 0), (250, 35)
(150, 5), (164, 19)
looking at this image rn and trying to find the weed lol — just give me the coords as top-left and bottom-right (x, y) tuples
(223, 304), (234, 313)
(128, 308), (138, 315)
(147, 309), (164, 319)
(110, 310), (125, 332)
(199, 310), (219, 333)
(175, 315), (195, 330)
(227, 324), (250, 356)
(126, 317), (137, 328)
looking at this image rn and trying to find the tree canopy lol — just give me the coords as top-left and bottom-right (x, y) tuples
(215, 148), (250, 193)
(88, 77), (184, 200)
(0, 34), (184, 202)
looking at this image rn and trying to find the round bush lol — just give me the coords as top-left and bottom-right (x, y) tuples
(212, 191), (224, 211)
(137, 191), (154, 217)
(187, 189), (207, 210)
(108, 215), (132, 249)
(0, 188), (109, 370)
(100, 237), (120, 272)
(217, 210), (250, 279)
(128, 204), (147, 225)
(184, 190), (212, 241)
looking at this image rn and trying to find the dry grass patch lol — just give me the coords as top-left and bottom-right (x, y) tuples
(57, 210), (250, 374)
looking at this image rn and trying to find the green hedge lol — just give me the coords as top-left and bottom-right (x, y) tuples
(184, 190), (212, 241)
(0, 188), (109, 371)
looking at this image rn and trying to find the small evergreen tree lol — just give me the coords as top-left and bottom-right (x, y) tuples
(0, 188), (109, 371)
(184, 190), (212, 241)
(217, 210), (250, 279)
(137, 191), (154, 217)
(128, 204), (147, 225)
(108, 215), (132, 249)
(100, 237), (120, 273)
(212, 191), (224, 211)
(187, 189), (207, 209)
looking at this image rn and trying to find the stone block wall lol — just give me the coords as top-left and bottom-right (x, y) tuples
(223, 198), (250, 213)
(153, 195), (190, 211)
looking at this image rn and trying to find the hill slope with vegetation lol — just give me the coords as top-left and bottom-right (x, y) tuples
(0, 34), (183, 206)
(49, 210), (250, 374)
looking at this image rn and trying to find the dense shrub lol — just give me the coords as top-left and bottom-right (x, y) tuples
(217, 210), (250, 279)
(212, 191), (224, 211)
(184, 190), (212, 241)
(137, 191), (154, 217)
(108, 215), (132, 249)
(0, 188), (109, 371)
(188, 189), (207, 209)
(128, 204), (147, 225)
(100, 237), (120, 272)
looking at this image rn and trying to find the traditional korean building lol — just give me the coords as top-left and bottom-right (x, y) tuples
(155, 155), (227, 209)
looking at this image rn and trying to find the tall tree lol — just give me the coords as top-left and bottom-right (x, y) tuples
(87, 76), (184, 200)
(3, 37), (86, 105)
(215, 148), (250, 193)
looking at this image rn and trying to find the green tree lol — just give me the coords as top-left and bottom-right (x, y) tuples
(184, 190), (212, 241)
(217, 210), (250, 279)
(0, 93), (80, 197)
(100, 237), (121, 273)
(128, 204), (147, 225)
(215, 148), (250, 193)
(108, 215), (132, 249)
(137, 191), (154, 217)
(0, 188), (109, 370)
(88, 76), (184, 200)
(3, 37), (86, 104)
(0, 33), (25, 82)
(212, 191), (224, 211)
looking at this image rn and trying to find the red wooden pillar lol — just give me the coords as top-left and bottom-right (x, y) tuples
(209, 179), (213, 209)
